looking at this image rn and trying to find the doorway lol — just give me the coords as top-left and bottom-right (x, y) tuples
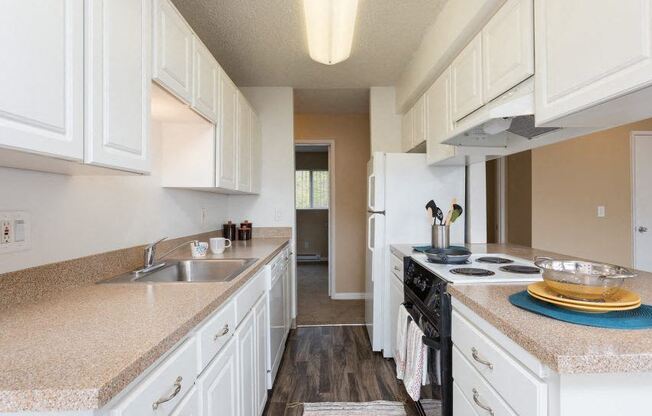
(631, 132), (652, 271)
(294, 142), (365, 326)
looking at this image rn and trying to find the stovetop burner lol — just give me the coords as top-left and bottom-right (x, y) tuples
(499, 265), (541, 274)
(450, 267), (495, 277)
(476, 256), (514, 264)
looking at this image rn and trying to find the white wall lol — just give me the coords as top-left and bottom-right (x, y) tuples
(395, 0), (504, 112)
(0, 120), (229, 274)
(466, 162), (488, 244)
(370, 87), (402, 153)
(228, 87), (295, 228)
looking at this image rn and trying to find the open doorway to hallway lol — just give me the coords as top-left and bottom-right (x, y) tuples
(294, 143), (365, 326)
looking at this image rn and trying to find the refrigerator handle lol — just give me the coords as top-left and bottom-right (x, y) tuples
(367, 215), (375, 252)
(367, 173), (375, 211)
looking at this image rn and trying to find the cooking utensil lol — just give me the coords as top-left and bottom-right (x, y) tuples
(534, 256), (637, 301)
(425, 200), (437, 225)
(423, 246), (471, 264)
(435, 207), (444, 225)
(450, 204), (463, 224)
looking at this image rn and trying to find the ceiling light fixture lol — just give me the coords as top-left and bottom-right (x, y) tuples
(303, 0), (359, 65)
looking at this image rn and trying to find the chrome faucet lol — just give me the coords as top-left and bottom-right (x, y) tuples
(136, 237), (199, 275)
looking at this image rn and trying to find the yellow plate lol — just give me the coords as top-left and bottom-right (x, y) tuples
(528, 289), (641, 313)
(528, 282), (641, 307)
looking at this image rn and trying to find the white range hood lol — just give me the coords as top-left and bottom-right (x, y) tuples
(442, 78), (598, 156)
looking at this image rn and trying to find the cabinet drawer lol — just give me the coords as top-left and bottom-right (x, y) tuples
(197, 300), (236, 371)
(453, 346), (516, 416)
(235, 270), (265, 324)
(110, 337), (198, 416)
(390, 254), (403, 280)
(452, 310), (546, 416)
(453, 381), (479, 416)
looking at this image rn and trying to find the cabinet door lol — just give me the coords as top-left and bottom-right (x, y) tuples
(0, 0), (83, 160)
(412, 96), (426, 148)
(426, 69), (455, 165)
(237, 93), (252, 192)
(170, 386), (200, 416)
(153, 0), (193, 103)
(283, 260), (292, 336)
(250, 111), (262, 194)
(85, 0), (151, 173)
(535, 0), (652, 125)
(192, 38), (219, 123)
(451, 34), (483, 121)
(386, 274), (404, 358)
(202, 337), (239, 416)
(254, 294), (269, 415)
(401, 109), (413, 152)
(482, 0), (534, 102)
(217, 70), (237, 189)
(238, 310), (257, 416)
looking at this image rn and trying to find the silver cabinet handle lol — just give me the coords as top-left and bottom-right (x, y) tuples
(639, 226), (648, 233)
(471, 347), (493, 369)
(152, 376), (182, 410)
(472, 388), (494, 416)
(213, 324), (229, 341)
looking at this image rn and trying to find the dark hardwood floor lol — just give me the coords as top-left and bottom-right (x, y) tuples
(263, 326), (420, 416)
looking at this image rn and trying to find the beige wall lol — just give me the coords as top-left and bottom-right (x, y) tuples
(532, 118), (652, 266)
(295, 114), (370, 294)
(507, 151), (532, 247)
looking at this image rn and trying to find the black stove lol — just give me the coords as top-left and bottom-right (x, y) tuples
(499, 265), (541, 274)
(449, 267), (496, 277)
(476, 256), (514, 264)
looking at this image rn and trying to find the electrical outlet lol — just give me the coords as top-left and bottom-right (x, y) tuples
(274, 208), (282, 222)
(597, 205), (606, 218)
(0, 211), (30, 253)
(1, 220), (11, 244)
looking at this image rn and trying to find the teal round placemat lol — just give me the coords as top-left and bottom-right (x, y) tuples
(509, 291), (652, 330)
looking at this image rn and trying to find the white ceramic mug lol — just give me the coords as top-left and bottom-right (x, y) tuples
(210, 237), (232, 254)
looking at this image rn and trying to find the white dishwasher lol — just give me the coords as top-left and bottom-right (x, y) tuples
(266, 250), (288, 387)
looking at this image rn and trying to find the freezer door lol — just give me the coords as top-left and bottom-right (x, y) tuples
(365, 211), (385, 351)
(367, 153), (385, 212)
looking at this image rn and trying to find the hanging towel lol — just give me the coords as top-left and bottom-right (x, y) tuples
(394, 304), (410, 380)
(403, 322), (428, 401)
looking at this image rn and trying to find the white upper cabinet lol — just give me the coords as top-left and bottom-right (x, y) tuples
(153, 0), (193, 103)
(192, 38), (219, 123)
(426, 69), (455, 165)
(451, 33), (484, 121)
(412, 95), (427, 148)
(237, 92), (252, 192)
(85, 0), (151, 173)
(217, 69), (237, 189)
(250, 111), (262, 194)
(401, 109), (413, 152)
(482, 0), (534, 102)
(535, 0), (652, 126)
(0, 0), (83, 160)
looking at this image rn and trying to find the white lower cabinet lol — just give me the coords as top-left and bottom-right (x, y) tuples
(238, 309), (257, 416)
(254, 295), (269, 415)
(201, 336), (240, 416)
(385, 262), (403, 358)
(453, 381), (479, 416)
(170, 386), (201, 416)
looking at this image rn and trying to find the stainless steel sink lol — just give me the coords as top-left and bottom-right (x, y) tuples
(100, 258), (257, 284)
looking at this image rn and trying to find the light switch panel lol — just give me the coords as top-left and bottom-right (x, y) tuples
(597, 206), (606, 218)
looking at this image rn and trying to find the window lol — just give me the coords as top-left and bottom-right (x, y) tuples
(296, 170), (329, 209)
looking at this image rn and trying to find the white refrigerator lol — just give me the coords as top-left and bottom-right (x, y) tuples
(365, 152), (466, 353)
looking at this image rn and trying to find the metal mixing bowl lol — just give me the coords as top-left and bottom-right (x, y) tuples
(533, 256), (637, 301)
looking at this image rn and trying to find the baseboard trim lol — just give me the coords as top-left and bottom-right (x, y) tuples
(331, 292), (365, 300)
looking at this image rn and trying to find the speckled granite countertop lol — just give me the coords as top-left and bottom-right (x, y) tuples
(390, 243), (652, 375)
(0, 238), (289, 413)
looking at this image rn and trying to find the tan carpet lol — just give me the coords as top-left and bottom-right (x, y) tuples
(296, 263), (365, 326)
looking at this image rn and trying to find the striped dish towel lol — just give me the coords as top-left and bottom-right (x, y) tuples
(394, 304), (410, 379)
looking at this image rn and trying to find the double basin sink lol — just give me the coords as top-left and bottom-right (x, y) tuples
(101, 258), (258, 284)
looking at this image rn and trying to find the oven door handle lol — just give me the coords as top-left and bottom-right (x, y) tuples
(422, 335), (441, 350)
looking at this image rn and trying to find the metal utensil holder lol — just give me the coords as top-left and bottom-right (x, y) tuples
(432, 225), (450, 249)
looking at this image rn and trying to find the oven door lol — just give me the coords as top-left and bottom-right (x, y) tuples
(403, 303), (445, 416)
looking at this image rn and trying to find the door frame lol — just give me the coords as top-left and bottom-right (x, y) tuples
(630, 131), (652, 268)
(294, 140), (336, 297)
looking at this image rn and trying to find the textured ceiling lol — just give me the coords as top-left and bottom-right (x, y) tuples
(294, 88), (369, 114)
(170, 0), (446, 89)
